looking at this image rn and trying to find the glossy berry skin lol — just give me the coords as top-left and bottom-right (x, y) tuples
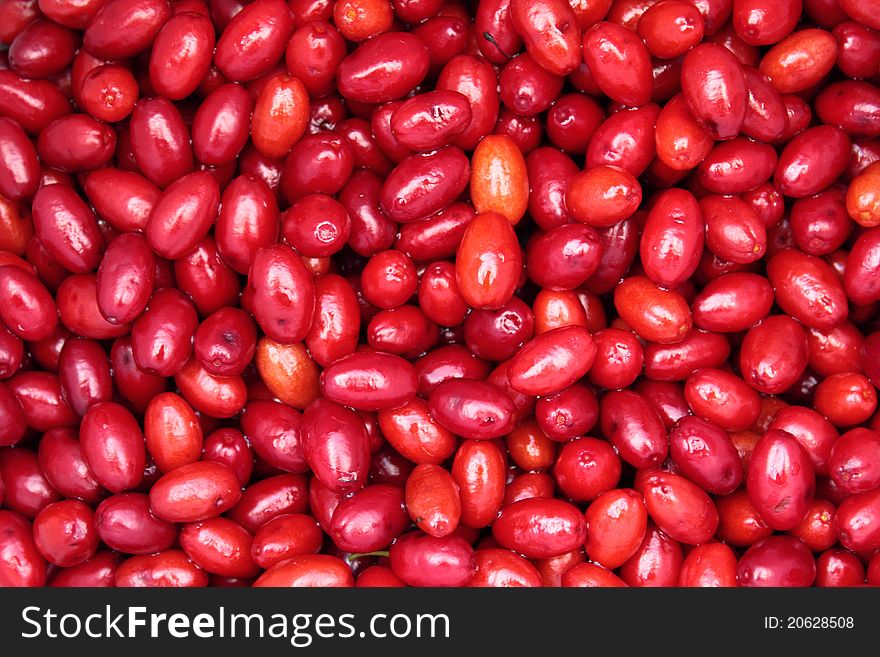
(194, 308), (257, 377)
(129, 97), (194, 188)
(252, 75), (310, 160)
(83, 168), (159, 233)
(144, 393), (204, 474)
(553, 437), (621, 502)
(214, 0), (294, 82)
(227, 474), (309, 535)
(836, 488), (880, 552)
(747, 429), (816, 531)
(147, 172), (222, 260)
(499, 53), (564, 118)
(566, 165), (642, 228)
(36, 115), (117, 174)
(149, 462), (242, 524)
(300, 398), (371, 494)
(614, 276), (692, 344)
(815, 549), (865, 588)
(112, 549), (208, 587)
(619, 523), (683, 587)
(492, 498), (587, 559)
(95, 493), (177, 555)
(716, 489), (773, 547)
(80, 402), (146, 495)
(775, 127), (851, 199)
(527, 224), (602, 291)
(428, 379), (516, 440)
(178, 517), (259, 579)
(452, 440), (506, 529)
(338, 32), (430, 103)
(536, 384), (599, 441)
(670, 416), (743, 495)
(510, 0), (582, 77)
(329, 484), (409, 553)
(32, 184), (103, 274)
(0, 266), (58, 343)
(355, 565), (406, 588)
(251, 513), (323, 570)
(248, 244), (316, 345)
(562, 562), (627, 588)
(253, 554), (354, 587)
(0, 510), (47, 586)
(37, 428), (102, 503)
(768, 248), (848, 331)
(640, 189), (704, 289)
(468, 548), (543, 588)
(583, 22), (653, 107)
(360, 250), (418, 310)
(829, 428), (880, 494)
(681, 43), (748, 140)
(0, 117), (39, 201)
(692, 273), (774, 333)
(32, 500), (99, 567)
(759, 29), (838, 94)
(813, 373), (877, 428)
(645, 332), (731, 385)
(378, 397), (456, 466)
(83, 0), (172, 60)
(470, 135), (529, 225)
(654, 94), (713, 171)
(0, 0), (879, 594)
(678, 543), (738, 587)
(639, 1), (705, 58)
(739, 316), (809, 395)
(96, 233), (156, 325)
(321, 351), (418, 412)
(508, 326), (597, 396)
(56, 338), (113, 421)
(600, 390), (669, 469)
(737, 536), (817, 587)
(390, 531), (476, 587)
(768, 406), (838, 477)
(456, 212), (522, 310)
(149, 13), (215, 100)
(131, 288), (198, 377)
(406, 464), (461, 538)
(641, 471), (719, 545)
(390, 90), (471, 152)
(684, 368), (762, 432)
(585, 488), (647, 569)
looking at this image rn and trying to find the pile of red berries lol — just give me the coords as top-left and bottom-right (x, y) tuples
(1, 0), (880, 588)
